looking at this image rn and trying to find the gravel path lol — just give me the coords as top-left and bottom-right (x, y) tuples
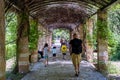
(21, 52), (107, 80)
(6, 48), (120, 80)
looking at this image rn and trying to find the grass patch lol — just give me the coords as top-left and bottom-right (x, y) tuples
(108, 62), (120, 74)
(6, 57), (25, 80)
(6, 72), (25, 80)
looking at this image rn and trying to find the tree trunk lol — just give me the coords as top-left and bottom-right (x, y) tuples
(0, 0), (5, 80)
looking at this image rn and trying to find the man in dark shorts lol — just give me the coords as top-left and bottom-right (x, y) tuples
(69, 33), (83, 77)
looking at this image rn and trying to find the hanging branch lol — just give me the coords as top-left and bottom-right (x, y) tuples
(6, 39), (16, 45)
(5, 12), (15, 29)
(5, 0), (14, 13)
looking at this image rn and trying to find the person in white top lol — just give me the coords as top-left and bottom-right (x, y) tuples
(52, 46), (57, 60)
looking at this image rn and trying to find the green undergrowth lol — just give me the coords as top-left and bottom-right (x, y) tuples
(6, 72), (25, 80)
(108, 62), (120, 74)
(6, 58), (24, 80)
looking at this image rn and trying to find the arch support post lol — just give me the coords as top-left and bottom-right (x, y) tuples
(86, 19), (94, 62)
(38, 25), (44, 51)
(78, 24), (86, 59)
(0, 0), (5, 80)
(16, 4), (30, 73)
(48, 31), (52, 47)
(42, 28), (46, 46)
(97, 10), (108, 75)
(70, 30), (73, 39)
(78, 24), (84, 40)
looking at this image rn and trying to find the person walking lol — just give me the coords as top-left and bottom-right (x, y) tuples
(61, 43), (67, 60)
(52, 46), (57, 61)
(43, 43), (50, 67)
(69, 33), (83, 77)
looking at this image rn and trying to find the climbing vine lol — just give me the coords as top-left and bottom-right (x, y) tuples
(84, 22), (93, 46)
(29, 19), (39, 51)
(97, 20), (110, 40)
(29, 19), (43, 51)
(97, 20), (108, 40)
(5, 12), (17, 60)
(108, 4), (120, 60)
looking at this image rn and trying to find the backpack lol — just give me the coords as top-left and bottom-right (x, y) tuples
(61, 45), (67, 52)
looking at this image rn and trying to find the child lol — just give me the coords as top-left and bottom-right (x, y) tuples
(61, 43), (67, 60)
(43, 43), (49, 67)
(52, 46), (57, 61)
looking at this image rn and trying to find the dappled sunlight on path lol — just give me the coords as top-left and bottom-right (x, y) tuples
(21, 51), (106, 80)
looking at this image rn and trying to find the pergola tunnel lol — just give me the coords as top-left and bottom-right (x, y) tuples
(0, 0), (120, 80)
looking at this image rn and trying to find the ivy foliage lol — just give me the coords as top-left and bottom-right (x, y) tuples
(97, 20), (110, 40)
(108, 4), (120, 60)
(29, 19), (39, 51)
(92, 4), (120, 58)
(5, 12), (17, 60)
(52, 28), (70, 42)
(92, 15), (98, 50)
(85, 23), (94, 45)
(29, 19), (43, 51)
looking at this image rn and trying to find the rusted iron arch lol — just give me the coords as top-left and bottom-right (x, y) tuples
(28, 0), (101, 9)
(29, 3), (97, 16)
(30, 2), (95, 24)
(30, 7), (90, 19)
(100, 0), (118, 10)
(28, 0), (117, 19)
(38, 17), (84, 26)
(47, 22), (78, 29)
(29, 2), (98, 11)
(28, 1), (99, 13)
(88, 0), (108, 6)
(31, 8), (88, 25)
(5, 0), (118, 27)
(27, 1), (100, 24)
(89, 0), (118, 17)
(29, 9), (91, 20)
(99, 0), (112, 4)
(32, 11), (94, 20)
(6, 0), (118, 13)
(5, 0), (14, 13)
(29, 1), (99, 10)
(49, 26), (73, 31)
(5, 0), (24, 11)
(29, 7), (93, 16)
(6, 0), (115, 20)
